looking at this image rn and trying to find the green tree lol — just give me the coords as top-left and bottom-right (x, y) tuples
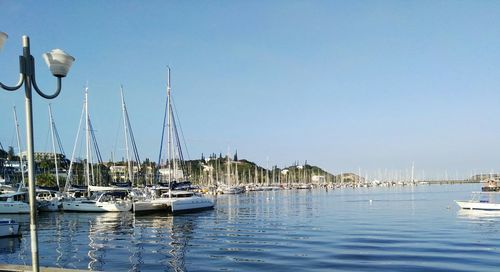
(36, 173), (57, 187)
(7, 146), (15, 160)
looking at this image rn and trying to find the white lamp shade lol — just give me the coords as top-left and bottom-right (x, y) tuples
(43, 48), (75, 77)
(0, 32), (8, 51)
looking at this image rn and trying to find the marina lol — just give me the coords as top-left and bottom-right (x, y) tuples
(0, 184), (499, 271)
(2, 1), (500, 271)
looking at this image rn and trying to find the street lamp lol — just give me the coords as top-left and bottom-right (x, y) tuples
(0, 32), (74, 272)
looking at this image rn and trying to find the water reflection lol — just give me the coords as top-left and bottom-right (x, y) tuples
(87, 212), (134, 271)
(36, 212), (198, 271)
(0, 237), (21, 254)
(131, 214), (196, 271)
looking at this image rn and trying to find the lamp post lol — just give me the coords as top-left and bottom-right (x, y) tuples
(0, 32), (74, 272)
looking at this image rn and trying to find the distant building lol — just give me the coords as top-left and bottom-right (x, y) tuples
(158, 168), (184, 181)
(311, 175), (326, 183)
(2, 160), (27, 173)
(20, 151), (68, 164)
(109, 165), (140, 182)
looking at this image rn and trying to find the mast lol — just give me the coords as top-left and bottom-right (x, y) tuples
(266, 157), (269, 186)
(235, 159), (239, 185)
(167, 67), (173, 185)
(13, 106), (25, 186)
(226, 147), (231, 186)
(121, 85), (133, 184)
(85, 86), (91, 195)
(411, 162), (415, 183)
(48, 104), (60, 188)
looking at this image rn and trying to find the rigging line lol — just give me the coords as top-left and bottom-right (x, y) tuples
(50, 107), (69, 170)
(54, 126), (69, 170)
(171, 115), (186, 178)
(53, 123), (66, 156)
(65, 101), (85, 191)
(88, 120), (103, 164)
(125, 109), (141, 163)
(171, 96), (190, 161)
(158, 97), (169, 168)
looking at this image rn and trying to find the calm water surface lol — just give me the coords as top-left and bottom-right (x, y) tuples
(0, 183), (499, 271)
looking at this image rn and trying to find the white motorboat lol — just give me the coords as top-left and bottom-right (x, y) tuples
(133, 198), (171, 213)
(455, 192), (500, 211)
(0, 219), (20, 237)
(169, 190), (214, 214)
(132, 187), (172, 213)
(0, 192), (30, 214)
(62, 191), (132, 212)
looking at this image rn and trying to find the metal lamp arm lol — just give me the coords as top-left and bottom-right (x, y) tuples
(31, 69), (62, 99)
(0, 73), (24, 91)
(0, 56), (27, 91)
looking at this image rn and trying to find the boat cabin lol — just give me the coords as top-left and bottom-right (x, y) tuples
(0, 192), (27, 203)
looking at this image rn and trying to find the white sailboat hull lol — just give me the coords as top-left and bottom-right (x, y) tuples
(171, 196), (214, 214)
(133, 198), (172, 213)
(455, 200), (500, 211)
(62, 199), (132, 212)
(0, 202), (30, 214)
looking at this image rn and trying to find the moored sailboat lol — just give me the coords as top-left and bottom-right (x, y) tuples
(133, 67), (214, 213)
(62, 86), (132, 212)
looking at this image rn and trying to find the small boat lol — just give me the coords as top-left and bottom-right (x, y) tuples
(455, 192), (500, 211)
(169, 190), (214, 214)
(36, 189), (63, 212)
(0, 219), (20, 237)
(217, 185), (245, 194)
(481, 178), (500, 192)
(62, 191), (132, 212)
(133, 186), (214, 214)
(0, 192), (30, 214)
(132, 186), (172, 213)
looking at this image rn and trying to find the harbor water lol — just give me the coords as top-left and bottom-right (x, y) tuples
(0, 183), (499, 271)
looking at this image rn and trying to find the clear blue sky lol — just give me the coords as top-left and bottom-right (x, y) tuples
(1, 1), (500, 179)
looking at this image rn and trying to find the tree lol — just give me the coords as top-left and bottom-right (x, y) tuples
(7, 146), (15, 160)
(36, 173), (57, 187)
(234, 150), (238, 162)
(38, 159), (52, 173)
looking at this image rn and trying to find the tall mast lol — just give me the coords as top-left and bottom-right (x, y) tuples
(48, 104), (60, 188)
(167, 67), (173, 185)
(13, 106), (25, 186)
(266, 157), (270, 186)
(121, 85), (133, 184)
(226, 147), (231, 186)
(411, 162), (415, 183)
(85, 86), (91, 194)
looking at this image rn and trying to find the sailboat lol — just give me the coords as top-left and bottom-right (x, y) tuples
(0, 107), (30, 214)
(217, 153), (245, 194)
(36, 104), (64, 212)
(133, 67), (214, 213)
(62, 86), (132, 212)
